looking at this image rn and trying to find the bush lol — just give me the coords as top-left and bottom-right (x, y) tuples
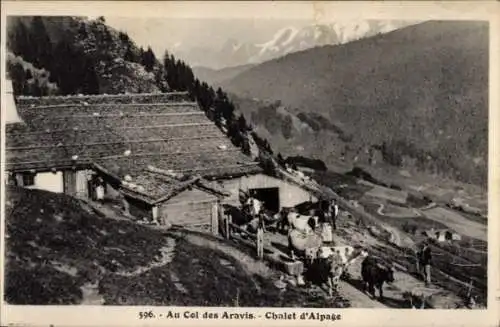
(390, 183), (402, 191)
(285, 156), (327, 171)
(345, 166), (387, 186)
(402, 222), (418, 235)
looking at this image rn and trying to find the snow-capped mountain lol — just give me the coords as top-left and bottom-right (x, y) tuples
(174, 20), (416, 69)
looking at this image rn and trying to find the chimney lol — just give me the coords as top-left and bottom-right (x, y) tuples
(4, 79), (24, 124)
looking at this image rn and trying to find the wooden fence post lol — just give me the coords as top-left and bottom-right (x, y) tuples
(256, 226), (264, 260)
(211, 202), (219, 236)
(225, 213), (231, 239)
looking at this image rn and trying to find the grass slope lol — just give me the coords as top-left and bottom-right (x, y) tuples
(4, 186), (166, 304)
(223, 21), (488, 186)
(4, 186), (346, 307)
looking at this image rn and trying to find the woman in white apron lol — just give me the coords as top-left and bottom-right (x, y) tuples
(95, 177), (105, 203)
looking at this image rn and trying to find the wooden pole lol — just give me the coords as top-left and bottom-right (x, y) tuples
(211, 201), (219, 236)
(225, 213), (232, 239)
(466, 279), (473, 299)
(257, 227), (264, 260)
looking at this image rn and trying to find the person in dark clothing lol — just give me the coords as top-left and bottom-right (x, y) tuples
(419, 240), (432, 285)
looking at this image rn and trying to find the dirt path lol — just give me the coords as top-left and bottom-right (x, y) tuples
(188, 229), (391, 308)
(259, 228), (393, 308)
(337, 281), (388, 308)
(175, 230), (274, 278)
(263, 218), (464, 309)
(115, 238), (177, 277)
(338, 226), (465, 309)
(377, 203), (421, 218)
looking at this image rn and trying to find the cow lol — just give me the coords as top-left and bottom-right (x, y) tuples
(280, 210), (318, 234)
(288, 228), (323, 263)
(361, 256), (395, 300)
(317, 245), (368, 279)
(276, 207), (293, 232)
(305, 249), (345, 297)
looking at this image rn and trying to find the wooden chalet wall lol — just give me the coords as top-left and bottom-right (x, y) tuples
(13, 169), (92, 197)
(126, 196), (153, 221)
(75, 170), (93, 198)
(158, 187), (219, 231)
(23, 171), (64, 193)
(221, 173), (316, 209)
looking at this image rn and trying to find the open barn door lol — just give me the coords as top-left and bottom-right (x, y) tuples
(249, 187), (280, 213)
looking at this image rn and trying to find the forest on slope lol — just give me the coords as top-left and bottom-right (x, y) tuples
(222, 21), (489, 187)
(6, 16), (167, 95)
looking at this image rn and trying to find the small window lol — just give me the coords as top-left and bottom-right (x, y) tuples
(23, 173), (35, 186)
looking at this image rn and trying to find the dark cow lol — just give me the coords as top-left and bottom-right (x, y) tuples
(361, 256), (395, 300)
(276, 207), (294, 233)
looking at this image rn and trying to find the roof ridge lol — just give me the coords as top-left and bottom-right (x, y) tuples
(6, 135), (227, 151)
(18, 102), (198, 109)
(6, 122), (216, 135)
(41, 112), (205, 118)
(98, 149), (242, 160)
(16, 91), (190, 100)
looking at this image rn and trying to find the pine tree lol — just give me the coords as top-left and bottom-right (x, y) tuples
(141, 46), (156, 72)
(81, 57), (100, 94)
(237, 114), (248, 132)
(118, 31), (129, 43)
(78, 21), (88, 38)
(52, 37), (80, 94)
(8, 21), (30, 58)
(29, 16), (53, 70)
(277, 153), (285, 165)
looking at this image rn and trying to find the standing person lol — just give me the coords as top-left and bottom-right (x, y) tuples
(420, 240), (432, 285)
(332, 200), (339, 230)
(95, 177), (105, 204)
(318, 200), (332, 243)
(256, 206), (265, 260)
(247, 193), (262, 222)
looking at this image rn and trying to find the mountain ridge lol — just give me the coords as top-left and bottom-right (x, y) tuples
(222, 20), (488, 186)
(173, 20), (417, 69)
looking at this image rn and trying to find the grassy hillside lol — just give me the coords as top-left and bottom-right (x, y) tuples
(4, 186), (345, 306)
(223, 21), (488, 186)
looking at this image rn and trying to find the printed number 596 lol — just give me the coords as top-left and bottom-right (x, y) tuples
(139, 311), (155, 319)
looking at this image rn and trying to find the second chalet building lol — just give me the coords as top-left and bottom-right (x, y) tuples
(5, 87), (315, 233)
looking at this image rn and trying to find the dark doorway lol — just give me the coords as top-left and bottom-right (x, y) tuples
(249, 187), (280, 213)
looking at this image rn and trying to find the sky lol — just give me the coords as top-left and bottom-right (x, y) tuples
(104, 17), (313, 59)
